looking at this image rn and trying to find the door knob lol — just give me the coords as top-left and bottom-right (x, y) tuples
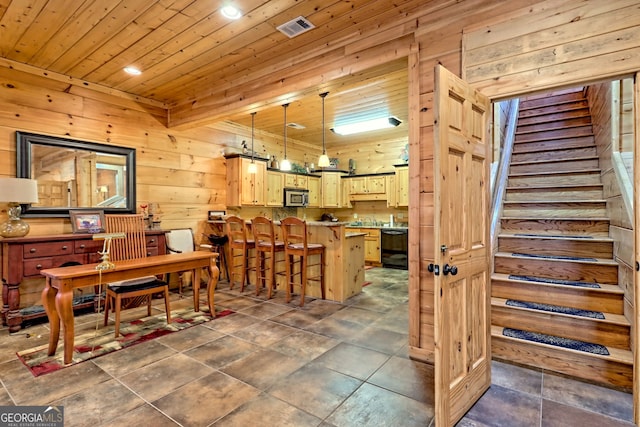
(443, 264), (458, 276)
(427, 263), (440, 276)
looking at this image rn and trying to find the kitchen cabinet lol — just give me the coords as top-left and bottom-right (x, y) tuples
(321, 172), (342, 208)
(395, 165), (409, 207)
(226, 155), (267, 206)
(307, 176), (320, 207)
(266, 170), (284, 206)
(284, 173), (308, 189)
(341, 178), (352, 208)
(349, 227), (381, 264)
(347, 174), (391, 201)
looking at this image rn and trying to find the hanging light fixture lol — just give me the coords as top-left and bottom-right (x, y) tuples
(318, 92), (331, 168)
(247, 112), (257, 174)
(280, 103), (292, 171)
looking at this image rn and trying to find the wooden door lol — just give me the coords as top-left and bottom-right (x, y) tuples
(433, 65), (491, 426)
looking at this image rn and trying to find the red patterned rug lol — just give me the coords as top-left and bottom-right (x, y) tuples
(17, 307), (234, 377)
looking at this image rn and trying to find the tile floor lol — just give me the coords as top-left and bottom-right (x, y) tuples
(0, 267), (635, 426)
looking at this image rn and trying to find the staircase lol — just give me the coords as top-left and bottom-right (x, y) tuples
(491, 88), (633, 390)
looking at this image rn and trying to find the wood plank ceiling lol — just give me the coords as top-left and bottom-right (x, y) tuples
(0, 0), (416, 148)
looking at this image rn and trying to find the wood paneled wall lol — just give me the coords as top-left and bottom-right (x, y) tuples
(587, 82), (635, 326)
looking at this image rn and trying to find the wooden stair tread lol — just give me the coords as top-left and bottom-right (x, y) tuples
(491, 297), (628, 326)
(495, 251), (617, 266)
(503, 199), (606, 204)
(491, 325), (632, 365)
(497, 233), (613, 243)
(508, 169), (600, 178)
(491, 273), (623, 294)
(510, 156), (598, 166)
(506, 184), (603, 190)
(501, 216), (609, 220)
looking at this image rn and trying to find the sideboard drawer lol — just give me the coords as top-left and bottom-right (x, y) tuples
(75, 240), (104, 254)
(23, 254), (86, 277)
(23, 241), (74, 258)
(146, 235), (159, 248)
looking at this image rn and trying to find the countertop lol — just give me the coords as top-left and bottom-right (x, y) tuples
(345, 224), (409, 230)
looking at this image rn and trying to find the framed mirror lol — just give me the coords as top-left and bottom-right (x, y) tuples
(16, 131), (136, 217)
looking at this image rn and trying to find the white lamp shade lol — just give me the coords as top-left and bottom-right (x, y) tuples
(318, 154), (331, 167)
(280, 158), (292, 171)
(0, 178), (39, 203)
(247, 162), (257, 174)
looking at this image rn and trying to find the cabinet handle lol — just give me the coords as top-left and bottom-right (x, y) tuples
(30, 248), (36, 253)
(80, 244), (86, 249)
(36, 264), (42, 270)
(149, 239), (155, 244)
(62, 245), (68, 250)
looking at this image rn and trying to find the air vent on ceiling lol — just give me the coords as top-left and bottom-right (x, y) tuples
(287, 122), (306, 129)
(277, 16), (315, 38)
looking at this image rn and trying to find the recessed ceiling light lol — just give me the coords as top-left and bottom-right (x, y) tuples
(221, 5), (242, 20)
(123, 66), (142, 75)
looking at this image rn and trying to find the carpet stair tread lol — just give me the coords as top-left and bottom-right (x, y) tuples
(491, 297), (628, 325)
(491, 273), (622, 294)
(491, 325), (632, 365)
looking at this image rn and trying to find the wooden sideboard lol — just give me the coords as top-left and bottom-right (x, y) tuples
(1, 231), (166, 332)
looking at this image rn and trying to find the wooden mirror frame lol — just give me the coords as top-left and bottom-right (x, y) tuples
(16, 131), (137, 218)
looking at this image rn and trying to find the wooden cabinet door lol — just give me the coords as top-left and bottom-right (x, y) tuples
(349, 176), (367, 194)
(307, 176), (320, 207)
(433, 65), (491, 426)
(367, 175), (386, 194)
(396, 166), (409, 207)
(240, 157), (266, 205)
(321, 173), (341, 208)
(341, 178), (352, 208)
(266, 170), (283, 206)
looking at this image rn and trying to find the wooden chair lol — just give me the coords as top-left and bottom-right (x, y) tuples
(251, 216), (285, 299)
(166, 228), (197, 294)
(103, 214), (171, 337)
(280, 217), (325, 306)
(226, 215), (255, 292)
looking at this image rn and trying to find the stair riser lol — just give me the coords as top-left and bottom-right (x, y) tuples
(511, 147), (597, 163)
(508, 172), (601, 187)
(516, 116), (592, 135)
(492, 279), (624, 314)
(514, 126), (593, 144)
(492, 337), (632, 389)
(505, 189), (603, 201)
(516, 108), (590, 126)
(497, 237), (613, 259)
(503, 207), (607, 218)
(518, 100), (588, 119)
(519, 92), (585, 110)
(510, 158), (599, 174)
(492, 306), (630, 348)
(494, 257), (618, 285)
(513, 136), (595, 153)
(500, 219), (609, 236)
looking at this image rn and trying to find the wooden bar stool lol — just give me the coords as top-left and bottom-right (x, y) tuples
(251, 216), (285, 299)
(226, 215), (255, 292)
(280, 217), (325, 306)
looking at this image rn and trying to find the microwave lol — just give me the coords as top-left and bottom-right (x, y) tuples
(284, 188), (309, 207)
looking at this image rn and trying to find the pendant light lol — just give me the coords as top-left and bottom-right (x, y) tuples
(318, 92), (331, 168)
(247, 112), (258, 174)
(280, 103), (292, 171)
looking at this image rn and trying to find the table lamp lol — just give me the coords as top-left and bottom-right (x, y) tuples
(0, 178), (39, 238)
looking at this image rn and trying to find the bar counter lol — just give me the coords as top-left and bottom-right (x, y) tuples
(243, 219), (366, 303)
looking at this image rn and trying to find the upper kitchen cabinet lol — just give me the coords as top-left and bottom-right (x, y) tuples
(284, 173), (308, 189)
(321, 171), (343, 208)
(395, 165), (409, 207)
(266, 170), (284, 207)
(226, 155), (267, 207)
(347, 174), (392, 201)
(307, 175), (321, 207)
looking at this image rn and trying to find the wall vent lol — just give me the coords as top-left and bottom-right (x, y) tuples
(277, 16), (315, 38)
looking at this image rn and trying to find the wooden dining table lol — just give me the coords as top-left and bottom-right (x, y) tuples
(40, 251), (219, 364)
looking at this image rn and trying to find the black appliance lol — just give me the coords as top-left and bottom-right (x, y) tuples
(381, 228), (408, 270)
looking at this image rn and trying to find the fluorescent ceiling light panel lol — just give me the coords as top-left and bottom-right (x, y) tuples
(331, 117), (401, 136)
